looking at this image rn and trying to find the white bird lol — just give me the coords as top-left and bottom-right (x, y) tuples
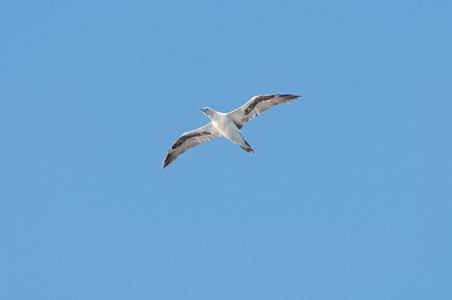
(162, 94), (300, 168)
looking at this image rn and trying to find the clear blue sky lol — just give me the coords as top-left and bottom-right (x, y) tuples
(1, 1), (451, 299)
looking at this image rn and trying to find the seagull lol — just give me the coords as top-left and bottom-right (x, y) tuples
(162, 94), (300, 168)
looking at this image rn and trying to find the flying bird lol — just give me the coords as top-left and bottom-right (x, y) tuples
(162, 94), (300, 168)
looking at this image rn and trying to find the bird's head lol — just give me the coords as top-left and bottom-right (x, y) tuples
(199, 107), (214, 117)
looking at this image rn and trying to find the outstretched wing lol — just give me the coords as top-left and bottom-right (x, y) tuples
(162, 123), (221, 168)
(227, 94), (300, 129)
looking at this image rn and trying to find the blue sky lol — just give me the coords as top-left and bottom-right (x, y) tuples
(1, 1), (451, 299)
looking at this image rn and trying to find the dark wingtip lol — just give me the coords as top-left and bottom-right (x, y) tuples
(162, 152), (172, 169)
(279, 94), (301, 100)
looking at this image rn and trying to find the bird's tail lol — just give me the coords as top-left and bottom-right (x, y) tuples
(240, 140), (254, 155)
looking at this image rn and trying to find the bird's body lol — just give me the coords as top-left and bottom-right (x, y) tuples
(162, 94), (300, 168)
(208, 111), (251, 151)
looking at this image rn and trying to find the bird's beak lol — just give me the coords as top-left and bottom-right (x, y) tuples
(199, 108), (206, 114)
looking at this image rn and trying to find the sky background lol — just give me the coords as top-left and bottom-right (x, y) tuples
(1, 1), (451, 299)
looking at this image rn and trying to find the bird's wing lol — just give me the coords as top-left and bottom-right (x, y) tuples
(162, 123), (221, 168)
(227, 94), (300, 128)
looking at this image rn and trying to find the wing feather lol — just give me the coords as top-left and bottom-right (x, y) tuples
(227, 94), (300, 128)
(162, 123), (221, 168)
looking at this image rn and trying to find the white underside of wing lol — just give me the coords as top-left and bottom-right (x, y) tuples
(162, 123), (221, 168)
(227, 94), (300, 128)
